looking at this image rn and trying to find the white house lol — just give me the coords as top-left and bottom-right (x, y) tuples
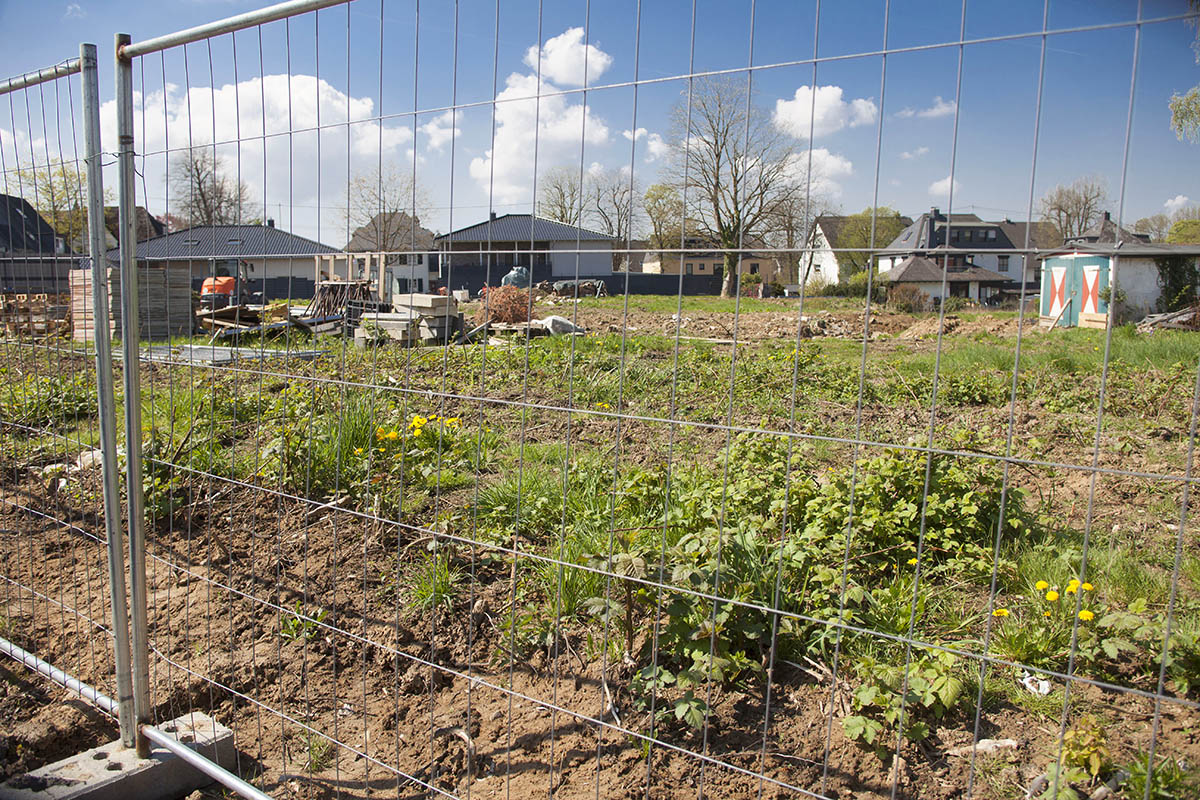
(886, 253), (1010, 304)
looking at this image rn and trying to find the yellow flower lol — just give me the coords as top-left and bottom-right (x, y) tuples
(1044, 611), (1052, 617)
(386, 430), (400, 441)
(445, 417), (461, 428)
(354, 447), (363, 455)
(1035, 580), (1049, 591)
(907, 557), (918, 566)
(993, 608), (1010, 617)
(376, 426), (386, 440)
(1067, 578), (1080, 588)
(1078, 609), (1095, 622)
(1045, 590), (1060, 602)
(1065, 585), (1077, 595)
(1081, 582), (1094, 591)
(595, 401), (611, 410)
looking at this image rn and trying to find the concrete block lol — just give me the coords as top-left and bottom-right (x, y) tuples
(0, 713), (234, 800)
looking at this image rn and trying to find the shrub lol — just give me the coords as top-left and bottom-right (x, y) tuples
(888, 284), (929, 313)
(476, 285), (531, 323)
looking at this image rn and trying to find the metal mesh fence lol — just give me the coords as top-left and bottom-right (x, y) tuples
(1, 1), (1199, 799)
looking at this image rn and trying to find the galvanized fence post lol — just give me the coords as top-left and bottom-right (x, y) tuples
(114, 32), (151, 758)
(80, 41), (137, 751)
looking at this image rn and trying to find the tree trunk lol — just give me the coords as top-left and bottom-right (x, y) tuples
(720, 252), (738, 297)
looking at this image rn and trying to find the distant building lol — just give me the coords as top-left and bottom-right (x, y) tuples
(808, 214), (914, 287)
(103, 221), (338, 299)
(0, 193), (71, 294)
(1039, 241), (1200, 328)
(435, 213), (616, 280)
(885, 253), (1009, 304)
(879, 207), (1058, 290)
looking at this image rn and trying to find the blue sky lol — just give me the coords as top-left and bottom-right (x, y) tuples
(1, 0), (1197, 246)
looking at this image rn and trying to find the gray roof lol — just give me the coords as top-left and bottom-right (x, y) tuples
(0, 193), (61, 255)
(887, 255), (1010, 284)
(1067, 213), (1149, 246)
(110, 224), (337, 260)
(436, 214), (616, 243)
(995, 219), (1061, 251)
(1037, 242), (1200, 260)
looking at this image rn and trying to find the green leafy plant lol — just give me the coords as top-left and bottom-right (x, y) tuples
(1122, 754), (1200, 800)
(1040, 715), (1110, 800)
(843, 649), (963, 758)
(302, 731), (334, 773)
(280, 601), (328, 641)
(407, 549), (462, 613)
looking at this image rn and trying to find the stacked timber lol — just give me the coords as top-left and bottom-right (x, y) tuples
(70, 264), (192, 342)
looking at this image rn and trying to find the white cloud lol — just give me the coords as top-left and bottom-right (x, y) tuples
(523, 27), (613, 87)
(774, 85), (877, 139)
(900, 146), (930, 160)
(64, 2), (84, 19)
(928, 175), (962, 198)
(96, 74), (413, 244)
(419, 110), (461, 152)
(782, 148), (854, 197)
(1164, 194), (1190, 212)
(644, 132), (670, 162)
(622, 128), (646, 141)
(896, 96), (957, 119)
(468, 72), (610, 203)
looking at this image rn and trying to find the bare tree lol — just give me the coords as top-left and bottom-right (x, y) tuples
(343, 165), (429, 252)
(588, 169), (640, 270)
(1039, 176), (1108, 241)
(665, 76), (794, 296)
(16, 160), (95, 251)
(537, 167), (584, 226)
(642, 183), (685, 261)
(761, 159), (838, 285)
(168, 146), (254, 227)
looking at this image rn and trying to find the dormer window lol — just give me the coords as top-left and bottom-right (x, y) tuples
(226, 238), (242, 245)
(184, 239), (199, 246)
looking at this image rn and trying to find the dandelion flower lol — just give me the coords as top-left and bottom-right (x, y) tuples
(993, 608), (1010, 617)
(907, 557), (918, 566)
(1044, 611), (1052, 617)
(1065, 585), (1077, 595)
(1078, 609), (1095, 622)
(354, 447), (363, 455)
(1081, 582), (1094, 591)
(1035, 580), (1049, 591)
(386, 430), (400, 441)
(1045, 590), (1059, 602)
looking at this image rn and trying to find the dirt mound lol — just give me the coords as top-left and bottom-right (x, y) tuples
(898, 315), (961, 340)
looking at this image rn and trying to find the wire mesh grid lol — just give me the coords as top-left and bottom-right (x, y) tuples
(0, 58), (125, 739)
(2, 0), (1199, 798)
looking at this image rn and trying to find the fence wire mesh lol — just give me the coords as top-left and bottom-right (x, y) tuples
(2, 1), (1200, 799)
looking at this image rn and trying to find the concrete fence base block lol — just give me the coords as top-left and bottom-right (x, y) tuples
(0, 713), (235, 800)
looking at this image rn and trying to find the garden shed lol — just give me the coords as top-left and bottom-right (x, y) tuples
(1038, 244), (1200, 328)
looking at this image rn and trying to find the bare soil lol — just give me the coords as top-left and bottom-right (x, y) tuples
(2, 469), (1196, 799)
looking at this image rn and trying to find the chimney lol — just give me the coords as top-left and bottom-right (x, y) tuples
(927, 207), (940, 249)
(1103, 211), (1111, 222)
(266, 218), (275, 228)
(489, 211), (497, 221)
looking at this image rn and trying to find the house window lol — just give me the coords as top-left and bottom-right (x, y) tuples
(963, 229), (973, 241)
(950, 229), (959, 242)
(987, 229), (997, 240)
(685, 262), (694, 274)
(749, 262), (760, 274)
(998, 255), (1009, 272)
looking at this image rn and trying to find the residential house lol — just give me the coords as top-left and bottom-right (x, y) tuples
(435, 213), (615, 281)
(109, 221), (338, 299)
(0, 193), (71, 294)
(1039, 240), (1200, 328)
(642, 235), (779, 282)
(344, 211), (438, 294)
(804, 214), (914, 288)
(885, 252), (1010, 304)
(879, 207), (1053, 289)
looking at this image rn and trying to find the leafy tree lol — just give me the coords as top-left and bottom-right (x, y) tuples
(16, 160), (111, 252)
(664, 76), (795, 297)
(1134, 213), (1172, 241)
(833, 207), (908, 280)
(1169, 2), (1200, 142)
(168, 145), (255, 227)
(1167, 218), (1200, 243)
(1039, 176), (1108, 241)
